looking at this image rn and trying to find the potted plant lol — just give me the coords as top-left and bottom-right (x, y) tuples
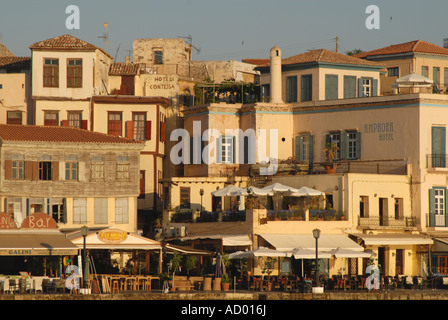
(322, 142), (339, 173)
(221, 273), (231, 291)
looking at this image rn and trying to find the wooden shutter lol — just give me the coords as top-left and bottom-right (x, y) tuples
(32, 161), (39, 181)
(309, 135), (314, 163)
(344, 76), (356, 99)
(160, 122), (166, 142)
(4, 160), (12, 180)
(286, 76), (297, 102)
(52, 161), (59, 181)
(145, 121), (152, 140)
(81, 120), (88, 130)
(25, 161), (33, 180)
(355, 132), (362, 159)
(372, 79), (378, 97)
(358, 78), (364, 97)
(431, 126), (446, 168)
(325, 75), (338, 100)
(126, 121), (133, 139)
(295, 136), (303, 160)
(62, 120), (69, 127)
(340, 132), (348, 160)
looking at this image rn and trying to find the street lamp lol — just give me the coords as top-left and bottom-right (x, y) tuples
(312, 228), (321, 287)
(199, 189), (204, 214)
(80, 225), (89, 289)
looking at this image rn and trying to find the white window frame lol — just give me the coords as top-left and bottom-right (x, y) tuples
(362, 78), (371, 97)
(221, 136), (234, 164)
(73, 198), (87, 224)
(115, 198), (129, 224)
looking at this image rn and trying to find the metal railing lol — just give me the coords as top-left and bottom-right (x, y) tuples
(358, 216), (418, 228)
(427, 154), (448, 169)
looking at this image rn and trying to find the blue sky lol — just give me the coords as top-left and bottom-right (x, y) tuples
(1, 0), (448, 62)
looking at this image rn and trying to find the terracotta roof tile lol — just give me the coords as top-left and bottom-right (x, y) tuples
(242, 58), (270, 66)
(257, 49), (383, 68)
(30, 34), (113, 59)
(0, 125), (142, 144)
(109, 62), (140, 76)
(354, 40), (448, 58)
(0, 57), (31, 69)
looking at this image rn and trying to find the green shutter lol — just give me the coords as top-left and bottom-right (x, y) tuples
(295, 136), (303, 160)
(431, 126), (446, 167)
(433, 67), (440, 84)
(429, 188), (435, 227)
(358, 78), (363, 97)
(355, 132), (361, 159)
(286, 76), (297, 103)
(301, 75), (312, 101)
(309, 135), (314, 163)
(372, 79), (378, 97)
(325, 75), (338, 100)
(216, 136), (222, 164)
(340, 132), (348, 160)
(344, 76), (356, 99)
(444, 68), (448, 86)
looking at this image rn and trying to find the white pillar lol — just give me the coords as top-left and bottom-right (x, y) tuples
(269, 46), (284, 104)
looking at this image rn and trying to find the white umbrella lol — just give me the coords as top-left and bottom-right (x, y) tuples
(230, 247), (290, 258)
(328, 248), (373, 258)
(288, 248), (332, 259)
(230, 186), (272, 197)
(211, 185), (244, 197)
(286, 186), (325, 197)
(392, 72), (433, 88)
(262, 183), (299, 193)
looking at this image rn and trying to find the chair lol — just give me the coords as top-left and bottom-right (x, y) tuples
(111, 279), (120, 294)
(384, 276), (395, 290)
(424, 276), (435, 290)
(8, 279), (18, 294)
(412, 276), (423, 290)
(54, 279), (66, 294)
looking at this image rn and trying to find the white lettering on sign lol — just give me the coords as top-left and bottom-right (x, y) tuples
(28, 216), (52, 228)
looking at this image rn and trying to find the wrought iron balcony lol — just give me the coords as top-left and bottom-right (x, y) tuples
(358, 216), (418, 228)
(427, 154), (448, 169)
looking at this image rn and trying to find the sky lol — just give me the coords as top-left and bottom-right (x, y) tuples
(1, 0), (448, 62)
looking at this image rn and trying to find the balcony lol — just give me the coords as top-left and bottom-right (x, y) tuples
(427, 212), (447, 228)
(427, 154), (448, 171)
(358, 216), (418, 229)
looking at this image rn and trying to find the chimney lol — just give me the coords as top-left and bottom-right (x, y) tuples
(269, 46), (283, 104)
(125, 55), (131, 64)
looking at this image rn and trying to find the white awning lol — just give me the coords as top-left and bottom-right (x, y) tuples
(258, 234), (364, 252)
(350, 233), (433, 246)
(182, 234), (252, 246)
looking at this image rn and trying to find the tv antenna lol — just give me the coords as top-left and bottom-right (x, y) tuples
(178, 34), (201, 59)
(98, 22), (108, 53)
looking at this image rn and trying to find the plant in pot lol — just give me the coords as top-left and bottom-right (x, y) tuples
(221, 273), (231, 291)
(322, 142), (339, 173)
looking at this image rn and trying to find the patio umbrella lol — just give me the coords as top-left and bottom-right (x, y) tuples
(229, 247), (290, 258)
(261, 183), (299, 193)
(392, 72), (433, 92)
(229, 186), (272, 197)
(288, 248), (332, 277)
(328, 247), (373, 278)
(286, 186), (326, 197)
(211, 185), (244, 197)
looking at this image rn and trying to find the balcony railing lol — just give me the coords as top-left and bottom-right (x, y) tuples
(358, 216), (418, 228)
(427, 154), (448, 169)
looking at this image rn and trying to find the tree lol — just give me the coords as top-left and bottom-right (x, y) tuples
(346, 49), (364, 56)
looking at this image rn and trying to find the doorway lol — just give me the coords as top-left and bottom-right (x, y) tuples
(379, 198), (388, 226)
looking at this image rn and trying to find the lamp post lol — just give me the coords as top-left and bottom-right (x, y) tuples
(199, 189), (204, 214)
(80, 225), (89, 289)
(312, 228), (321, 287)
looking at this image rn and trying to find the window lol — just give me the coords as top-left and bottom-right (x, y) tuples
(180, 187), (190, 209)
(39, 155), (52, 180)
(154, 50), (163, 64)
(51, 198), (66, 223)
(12, 154), (24, 180)
(65, 155), (78, 181)
(431, 126), (446, 168)
(7, 111), (22, 125)
(325, 74), (338, 100)
(358, 77), (377, 97)
(68, 112), (82, 128)
(286, 76), (297, 103)
(221, 136), (235, 164)
(429, 187), (447, 227)
(43, 58), (59, 87)
(133, 112), (146, 140)
(73, 198), (87, 224)
(94, 198), (108, 224)
(301, 74), (312, 102)
(328, 132), (341, 160)
(435, 188), (445, 220)
(362, 78), (371, 97)
(91, 156), (105, 182)
(44, 112), (59, 126)
(116, 155), (130, 181)
(67, 58), (82, 88)
(115, 198), (129, 224)
(422, 66), (429, 77)
(359, 196), (369, 218)
(347, 131), (358, 160)
(295, 134), (314, 162)
(387, 67), (399, 77)
(394, 198), (403, 220)
(108, 112), (122, 136)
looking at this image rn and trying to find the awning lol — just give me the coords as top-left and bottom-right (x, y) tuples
(182, 234), (252, 246)
(350, 233), (433, 246)
(258, 234), (364, 252)
(67, 227), (162, 250)
(0, 230), (79, 256)
(165, 243), (213, 255)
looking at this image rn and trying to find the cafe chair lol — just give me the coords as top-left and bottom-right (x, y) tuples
(8, 279), (18, 294)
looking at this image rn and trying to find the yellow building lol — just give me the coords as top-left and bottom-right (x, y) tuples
(355, 40), (448, 94)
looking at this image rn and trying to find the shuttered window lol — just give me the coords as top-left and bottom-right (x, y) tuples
(67, 58), (82, 88)
(132, 112), (146, 140)
(94, 198), (108, 224)
(431, 126), (446, 168)
(115, 198), (129, 224)
(301, 74), (312, 101)
(286, 76), (297, 103)
(108, 112), (122, 136)
(43, 58), (59, 88)
(73, 198), (87, 224)
(343, 76), (356, 99)
(434, 67), (440, 85)
(326, 131), (361, 160)
(44, 112), (59, 126)
(325, 74), (338, 100)
(295, 134), (314, 162)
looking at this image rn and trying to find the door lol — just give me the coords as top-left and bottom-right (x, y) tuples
(431, 126), (446, 168)
(395, 249), (404, 275)
(379, 198), (387, 226)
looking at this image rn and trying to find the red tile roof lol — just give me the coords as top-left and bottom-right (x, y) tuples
(0, 125), (142, 144)
(242, 58), (270, 66)
(30, 34), (113, 59)
(0, 57), (31, 69)
(354, 40), (448, 58)
(256, 49), (383, 68)
(109, 62), (140, 76)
